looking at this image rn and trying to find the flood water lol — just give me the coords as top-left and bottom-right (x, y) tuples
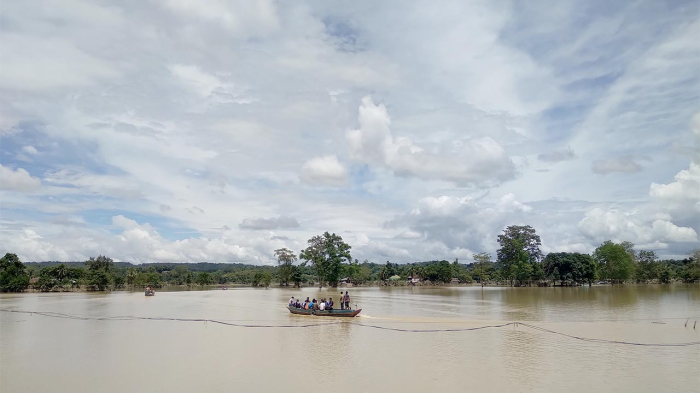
(2, 285), (699, 392)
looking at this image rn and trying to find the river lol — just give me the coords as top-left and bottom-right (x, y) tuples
(1, 285), (699, 392)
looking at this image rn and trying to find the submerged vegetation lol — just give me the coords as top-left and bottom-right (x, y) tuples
(1, 227), (699, 293)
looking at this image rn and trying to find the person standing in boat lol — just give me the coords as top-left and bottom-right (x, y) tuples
(289, 296), (295, 307)
(344, 291), (350, 310)
(340, 292), (344, 310)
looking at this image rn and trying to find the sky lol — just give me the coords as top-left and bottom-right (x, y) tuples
(1, 0), (699, 264)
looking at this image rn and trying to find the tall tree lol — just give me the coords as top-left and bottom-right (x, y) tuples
(0, 253), (30, 292)
(593, 241), (634, 283)
(473, 252), (492, 285)
(274, 248), (297, 286)
(635, 250), (659, 283)
(497, 225), (543, 286)
(86, 255), (114, 272)
(299, 232), (352, 287)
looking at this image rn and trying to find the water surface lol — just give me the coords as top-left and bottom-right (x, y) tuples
(2, 285), (699, 392)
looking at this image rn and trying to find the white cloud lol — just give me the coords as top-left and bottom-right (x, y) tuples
(0, 165), (41, 192)
(497, 193), (532, 212)
(578, 208), (698, 247)
(169, 64), (223, 97)
(346, 96), (516, 185)
(0, 34), (120, 92)
(162, 0), (279, 37)
(22, 145), (38, 155)
(650, 162), (700, 215)
(1, 1), (698, 263)
(300, 155), (347, 187)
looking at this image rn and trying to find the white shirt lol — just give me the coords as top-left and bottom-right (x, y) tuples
(319, 302), (326, 310)
(289, 298), (294, 305)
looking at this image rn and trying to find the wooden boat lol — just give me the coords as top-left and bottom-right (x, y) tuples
(287, 306), (361, 317)
(145, 290), (155, 296)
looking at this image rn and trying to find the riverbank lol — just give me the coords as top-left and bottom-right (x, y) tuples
(13, 280), (698, 294)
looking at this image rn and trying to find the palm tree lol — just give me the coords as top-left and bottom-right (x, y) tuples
(126, 268), (137, 288)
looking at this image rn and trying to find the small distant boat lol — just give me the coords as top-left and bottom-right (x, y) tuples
(221, 286), (227, 290)
(145, 290), (155, 296)
(287, 306), (361, 317)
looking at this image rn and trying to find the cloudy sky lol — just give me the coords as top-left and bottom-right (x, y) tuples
(1, 0), (699, 264)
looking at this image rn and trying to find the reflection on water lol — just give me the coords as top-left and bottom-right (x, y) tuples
(1, 285), (699, 392)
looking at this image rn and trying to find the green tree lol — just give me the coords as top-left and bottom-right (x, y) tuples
(473, 252), (492, 285)
(543, 252), (596, 286)
(252, 271), (272, 287)
(345, 260), (363, 284)
(681, 249), (700, 283)
(452, 258), (460, 278)
(0, 253), (30, 292)
(635, 250), (659, 283)
(291, 263), (305, 287)
(593, 241), (634, 284)
(126, 268), (138, 287)
(86, 269), (111, 291)
(299, 232), (352, 288)
(274, 248), (297, 286)
(85, 255), (114, 291)
(86, 255), (113, 272)
(195, 272), (211, 286)
(497, 225), (543, 286)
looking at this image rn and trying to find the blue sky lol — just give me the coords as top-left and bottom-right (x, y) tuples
(1, 0), (698, 264)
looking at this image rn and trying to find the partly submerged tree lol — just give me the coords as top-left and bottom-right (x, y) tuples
(635, 250), (659, 283)
(594, 241), (634, 284)
(299, 232), (352, 288)
(274, 248), (297, 287)
(681, 249), (700, 283)
(473, 252), (492, 285)
(543, 252), (596, 286)
(0, 253), (30, 292)
(85, 255), (114, 291)
(497, 225), (543, 286)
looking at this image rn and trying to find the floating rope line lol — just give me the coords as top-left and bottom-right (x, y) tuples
(2, 309), (699, 347)
(0, 309), (343, 328)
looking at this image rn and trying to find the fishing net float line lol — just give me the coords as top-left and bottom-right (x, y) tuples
(2, 309), (699, 347)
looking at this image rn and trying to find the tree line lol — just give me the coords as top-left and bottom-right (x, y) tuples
(1, 227), (699, 292)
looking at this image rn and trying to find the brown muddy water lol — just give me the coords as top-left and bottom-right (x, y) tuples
(1, 285), (699, 392)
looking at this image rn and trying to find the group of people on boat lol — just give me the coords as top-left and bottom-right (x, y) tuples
(145, 286), (155, 296)
(289, 291), (351, 311)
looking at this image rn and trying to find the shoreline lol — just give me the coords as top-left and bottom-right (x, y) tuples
(7, 281), (697, 294)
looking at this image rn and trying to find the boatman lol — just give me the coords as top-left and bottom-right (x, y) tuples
(289, 296), (295, 307)
(344, 291), (350, 310)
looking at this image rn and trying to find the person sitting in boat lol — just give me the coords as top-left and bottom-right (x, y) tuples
(327, 297), (334, 311)
(319, 299), (326, 311)
(312, 299), (320, 311)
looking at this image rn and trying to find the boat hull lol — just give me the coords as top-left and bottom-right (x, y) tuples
(287, 306), (361, 317)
